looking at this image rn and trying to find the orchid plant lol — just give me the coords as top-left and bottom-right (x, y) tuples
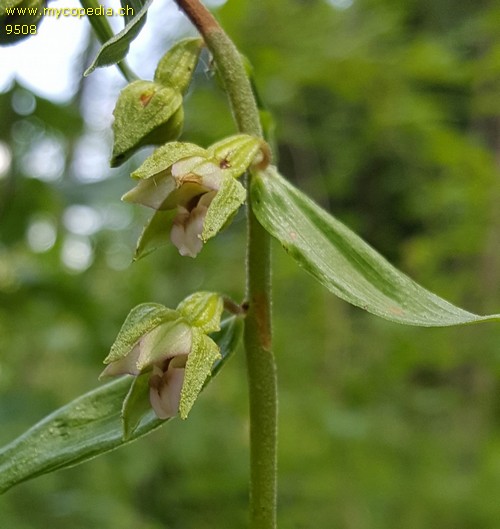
(0, 1), (499, 528)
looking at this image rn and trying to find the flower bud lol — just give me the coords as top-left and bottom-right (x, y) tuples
(110, 38), (203, 167)
(154, 37), (204, 94)
(111, 81), (183, 167)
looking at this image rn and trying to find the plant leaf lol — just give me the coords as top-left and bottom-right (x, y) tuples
(121, 0), (143, 25)
(0, 377), (160, 495)
(251, 167), (500, 326)
(0, 318), (242, 494)
(84, 0), (153, 76)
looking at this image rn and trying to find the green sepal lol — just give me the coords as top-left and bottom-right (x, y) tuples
(207, 134), (264, 179)
(154, 37), (204, 93)
(84, 0), (153, 76)
(177, 291), (224, 333)
(202, 174), (246, 242)
(131, 142), (206, 180)
(111, 80), (183, 167)
(0, 0), (44, 45)
(251, 167), (500, 326)
(134, 209), (177, 260)
(121, 372), (151, 440)
(179, 328), (221, 420)
(104, 303), (179, 364)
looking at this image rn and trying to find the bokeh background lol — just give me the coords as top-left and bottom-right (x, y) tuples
(1, 0), (500, 527)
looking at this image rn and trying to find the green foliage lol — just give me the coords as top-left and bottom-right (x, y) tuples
(84, 0), (153, 76)
(252, 166), (499, 326)
(0, 317), (241, 494)
(0, 0), (500, 527)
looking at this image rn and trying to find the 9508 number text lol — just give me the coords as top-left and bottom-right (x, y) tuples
(5, 24), (37, 35)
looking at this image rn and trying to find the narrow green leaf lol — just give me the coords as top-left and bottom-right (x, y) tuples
(0, 318), (241, 494)
(78, 0), (137, 82)
(79, 0), (117, 44)
(251, 167), (500, 326)
(0, 377), (162, 495)
(211, 317), (243, 378)
(84, 0), (153, 76)
(179, 329), (221, 420)
(120, 0), (143, 25)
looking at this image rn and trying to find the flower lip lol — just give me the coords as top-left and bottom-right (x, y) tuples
(170, 191), (216, 258)
(149, 363), (185, 419)
(162, 181), (210, 211)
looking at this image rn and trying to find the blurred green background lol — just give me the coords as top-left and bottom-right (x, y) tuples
(1, 0), (500, 527)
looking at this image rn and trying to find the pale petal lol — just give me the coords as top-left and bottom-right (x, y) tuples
(170, 205), (207, 258)
(171, 156), (206, 178)
(172, 157), (222, 191)
(149, 363), (186, 419)
(122, 174), (176, 210)
(197, 190), (216, 208)
(194, 162), (223, 190)
(99, 343), (142, 378)
(137, 321), (193, 370)
(164, 181), (207, 210)
(186, 204), (209, 237)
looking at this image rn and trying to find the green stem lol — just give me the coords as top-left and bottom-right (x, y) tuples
(174, 1), (277, 527)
